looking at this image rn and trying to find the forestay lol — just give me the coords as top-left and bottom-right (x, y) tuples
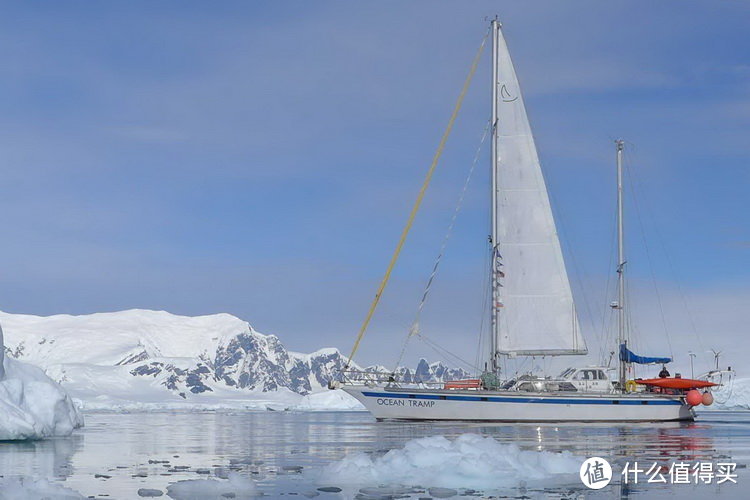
(492, 25), (587, 356)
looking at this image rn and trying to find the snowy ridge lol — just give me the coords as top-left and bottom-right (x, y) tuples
(1, 309), (469, 410)
(0, 310), (253, 366)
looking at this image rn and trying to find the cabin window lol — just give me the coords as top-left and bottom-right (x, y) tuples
(597, 370), (606, 380)
(559, 368), (575, 378)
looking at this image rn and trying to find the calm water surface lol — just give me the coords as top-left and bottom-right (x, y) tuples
(1, 410), (748, 499)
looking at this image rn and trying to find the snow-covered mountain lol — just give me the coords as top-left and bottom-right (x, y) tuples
(0, 309), (469, 409)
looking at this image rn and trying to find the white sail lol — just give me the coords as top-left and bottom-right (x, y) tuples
(491, 25), (586, 356)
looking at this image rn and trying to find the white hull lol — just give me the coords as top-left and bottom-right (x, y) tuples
(343, 385), (695, 422)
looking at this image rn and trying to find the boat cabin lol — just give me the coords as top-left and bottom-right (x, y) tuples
(557, 367), (614, 393)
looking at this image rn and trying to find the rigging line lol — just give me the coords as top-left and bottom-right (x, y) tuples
(546, 175), (598, 355)
(598, 197), (618, 364)
(659, 244), (709, 366)
(475, 245), (492, 372)
(406, 338), (458, 374)
(397, 328), (480, 374)
(344, 29), (490, 369)
(417, 333), (481, 372)
(656, 237), (708, 366)
(627, 147), (709, 370)
(392, 119), (491, 373)
(623, 156), (674, 359)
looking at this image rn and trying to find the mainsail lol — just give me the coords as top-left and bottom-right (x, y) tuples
(491, 24), (587, 356)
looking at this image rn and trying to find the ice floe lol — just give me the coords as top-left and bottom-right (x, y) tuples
(166, 473), (258, 499)
(318, 433), (579, 490)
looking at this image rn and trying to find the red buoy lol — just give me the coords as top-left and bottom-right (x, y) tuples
(686, 389), (703, 406)
(702, 391), (714, 406)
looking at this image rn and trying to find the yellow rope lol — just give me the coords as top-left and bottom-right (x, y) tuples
(344, 33), (488, 369)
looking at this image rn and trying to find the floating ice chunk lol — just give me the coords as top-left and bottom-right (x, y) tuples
(359, 486), (418, 495)
(316, 486), (342, 492)
(319, 434), (579, 490)
(0, 477), (84, 499)
(281, 465), (304, 473)
(137, 488), (164, 497)
(428, 487), (459, 498)
(166, 472), (258, 499)
(0, 324), (83, 440)
(291, 389), (365, 411)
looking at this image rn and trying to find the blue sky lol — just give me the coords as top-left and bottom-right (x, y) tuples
(0, 1), (747, 373)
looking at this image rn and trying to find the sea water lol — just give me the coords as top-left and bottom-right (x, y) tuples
(0, 410), (747, 498)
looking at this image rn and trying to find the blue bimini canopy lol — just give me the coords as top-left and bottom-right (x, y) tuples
(619, 344), (672, 365)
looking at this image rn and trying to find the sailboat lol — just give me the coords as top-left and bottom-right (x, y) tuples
(334, 20), (698, 421)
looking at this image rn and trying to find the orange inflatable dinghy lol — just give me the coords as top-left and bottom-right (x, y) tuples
(636, 378), (717, 390)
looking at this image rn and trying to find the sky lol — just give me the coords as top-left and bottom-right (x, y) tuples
(0, 1), (747, 375)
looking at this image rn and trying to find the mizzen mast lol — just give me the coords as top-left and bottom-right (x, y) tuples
(616, 139), (627, 389)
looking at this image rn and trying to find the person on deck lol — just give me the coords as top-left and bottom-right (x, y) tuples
(658, 365), (670, 378)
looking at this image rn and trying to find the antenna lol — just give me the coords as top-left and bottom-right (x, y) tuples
(688, 351), (696, 379)
(710, 349), (722, 371)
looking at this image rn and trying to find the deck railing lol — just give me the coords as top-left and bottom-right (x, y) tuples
(339, 369), (455, 389)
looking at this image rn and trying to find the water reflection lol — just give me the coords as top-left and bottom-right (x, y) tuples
(0, 411), (746, 498)
(0, 434), (81, 479)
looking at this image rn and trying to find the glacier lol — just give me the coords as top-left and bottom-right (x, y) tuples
(1, 309), (469, 411)
(0, 324), (83, 440)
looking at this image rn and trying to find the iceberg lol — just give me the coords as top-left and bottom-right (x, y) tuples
(0, 324), (83, 440)
(707, 377), (750, 410)
(319, 433), (579, 490)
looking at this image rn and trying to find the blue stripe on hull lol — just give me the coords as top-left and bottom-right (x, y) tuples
(361, 391), (683, 406)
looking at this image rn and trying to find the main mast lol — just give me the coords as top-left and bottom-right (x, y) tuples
(489, 19), (499, 375)
(616, 139), (627, 389)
